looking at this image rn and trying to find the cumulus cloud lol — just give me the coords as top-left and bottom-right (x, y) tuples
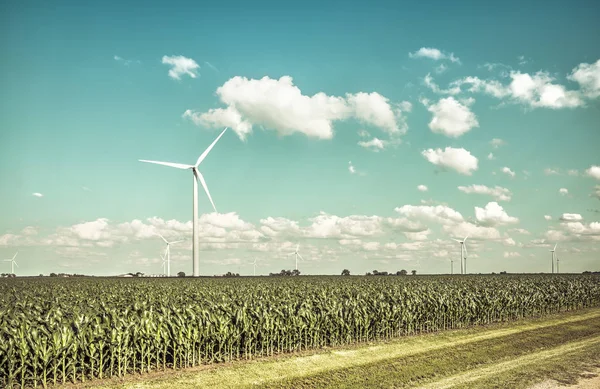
(586, 166), (600, 180)
(544, 215), (552, 221)
(408, 47), (460, 63)
(593, 186), (600, 200)
(474, 202), (519, 226)
(560, 213), (583, 222)
(184, 76), (410, 141)
(32, 192), (43, 198)
(423, 74), (461, 95)
(422, 97), (479, 137)
(422, 147), (478, 175)
(357, 137), (385, 151)
(417, 185), (428, 192)
(442, 222), (501, 240)
(567, 59), (600, 98)
(304, 212), (383, 239)
(490, 138), (507, 148)
(559, 188), (569, 195)
(502, 167), (516, 178)
(458, 184), (512, 201)
(487, 153), (495, 160)
(504, 251), (521, 258)
(395, 205), (464, 225)
(348, 161), (356, 174)
(161, 55), (200, 80)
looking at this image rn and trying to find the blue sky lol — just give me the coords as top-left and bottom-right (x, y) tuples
(1, 0), (599, 276)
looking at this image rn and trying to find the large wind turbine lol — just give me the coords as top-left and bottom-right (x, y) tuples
(550, 243), (557, 274)
(140, 127), (228, 277)
(157, 233), (184, 277)
(4, 252), (18, 275)
(250, 258), (257, 276)
(288, 244), (304, 270)
(452, 235), (469, 274)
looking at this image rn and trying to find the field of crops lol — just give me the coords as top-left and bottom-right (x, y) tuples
(1, 274), (600, 388)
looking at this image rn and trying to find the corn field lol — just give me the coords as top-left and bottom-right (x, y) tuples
(1, 274), (599, 388)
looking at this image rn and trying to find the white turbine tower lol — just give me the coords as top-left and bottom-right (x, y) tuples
(288, 244), (305, 271)
(157, 233), (184, 277)
(140, 127), (228, 277)
(4, 252), (18, 275)
(250, 258), (257, 276)
(160, 252), (167, 276)
(452, 235), (469, 274)
(550, 243), (557, 274)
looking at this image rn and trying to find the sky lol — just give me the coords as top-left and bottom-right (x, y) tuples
(1, 0), (599, 276)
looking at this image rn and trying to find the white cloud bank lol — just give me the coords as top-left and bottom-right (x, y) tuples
(422, 147), (478, 175)
(162, 55), (200, 80)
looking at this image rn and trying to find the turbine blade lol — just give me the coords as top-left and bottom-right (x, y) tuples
(463, 235), (469, 242)
(296, 243), (300, 252)
(196, 171), (217, 212)
(13, 261), (19, 268)
(553, 243), (557, 251)
(139, 160), (193, 170)
(170, 240), (185, 245)
(195, 127), (228, 167)
(13, 252), (18, 260)
(157, 233), (168, 244)
(451, 238), (461, 243)
(463, 244), (468, 257)
(297, 253), (305, 261)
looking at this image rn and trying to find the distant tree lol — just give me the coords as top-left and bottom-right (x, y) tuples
(291, 269), (301, 276)
(379, 271), (389, 276)
(411, 270), (417, 276)
(341, 269), (351, 276)
(177, 271), (186, 277)
(38, 274), (44, 277)
(500, 271), (507, 275)
(366, 272), (373, 276)
(398, 269), (408, 276)
(50, 272), (57, 277)
(372, 270), (379, 276)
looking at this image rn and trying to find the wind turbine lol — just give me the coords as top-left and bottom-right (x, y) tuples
(288, 244), (305, 270)
(250, 258), (257, 276)
(140, 127), (228, 277)
(157, 233), (184, 277)
(160, 252), (167, 276)
(550, 243), (557, 274)
(451, 235), (469, 274)
(4, 252), (18, 275)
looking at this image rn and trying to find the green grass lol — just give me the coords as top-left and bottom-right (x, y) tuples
(79, 307), (600, 389)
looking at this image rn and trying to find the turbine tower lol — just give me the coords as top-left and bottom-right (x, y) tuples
(550, 243), (557, 274)
(140, 127), (228, 277)
(452, 235), (469, 274)
(157, 233), (184, 277)
(4, 252), (18, 275)
(288, 244), (304, 270)
(250, 258), (257, 276)
(160, 252), (167, 276)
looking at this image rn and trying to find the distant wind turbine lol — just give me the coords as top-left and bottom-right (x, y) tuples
(157, 233), (184, 277)
(250, 258), (257, 276)
(140, 127), (228, 277)
(4, 252), (18, 275)
(288, 244), (305, 271)
(550, 243), (557, 274)
(452, 235), (469, 274)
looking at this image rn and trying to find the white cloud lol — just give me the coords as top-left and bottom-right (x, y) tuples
(161, 55), (200, 80)
(544, 168), (560, 175)
(417, 185), (428, 192)
(183, 107), (252, 141)
(348, 161), (356, 174)
(567, 59), (600, 98)
(502, 167), (516, 178)
(422, 147), (478, 175)
(560, 213), (583, 222)
(408, 47), (460, 63)
(567, 169), (579, 176)
(559, 188), (569, 195)
(490, 138), (506, 148)
(114, 55), (139, 66)
(423, 97), (479, 137)
(503, 237), (516, 246)
(510, 228), (531, 235)
(395, 205), (464, 225)
(32, 192), (43, 198)
(458, 184), (512, 201)
(544, 215), (552, 221)
(423, 74), (461, 95)
(474, 202), (519, 226)
(357, 137), (385, 151)
(585, 166), (600, 180)
(404, 229), (432, 241)
(487, 153), (495, 160)
(593, 185), (600, 200)
(184, 76), (409, 141)
(21, 226), (38, 236)
(504, 252), (521, 258)
(304, 212), (383, 239)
